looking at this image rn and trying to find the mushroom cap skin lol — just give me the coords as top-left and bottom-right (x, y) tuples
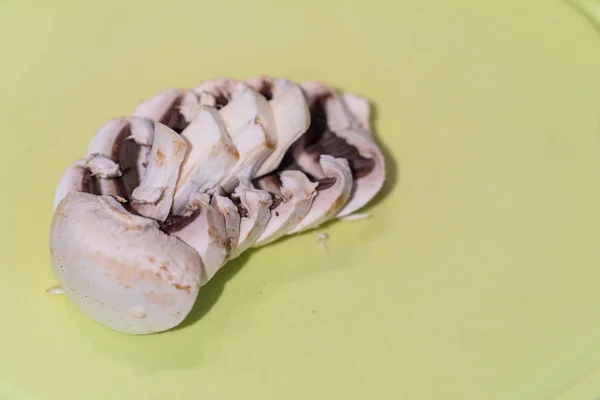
(50, 191), (204, 335)
(193, 78), (238, 103)
(133, 88), (185, 122)
(54, 159), (90, 210)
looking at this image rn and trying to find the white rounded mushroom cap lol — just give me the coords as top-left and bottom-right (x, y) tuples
(49, 191), (204, 334)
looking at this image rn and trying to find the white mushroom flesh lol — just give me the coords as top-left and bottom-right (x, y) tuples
(170, 193), (229, 282)
(217, 82), (277, 192)
(229, 179), (273, 259)
(245, 76), (311, 176)
(290, 155), (353, 233)
(253, 170), (317, 247)
(210, 194), (241, 253)
(130, 122), (187, 221)
(171, 106), (238, 215)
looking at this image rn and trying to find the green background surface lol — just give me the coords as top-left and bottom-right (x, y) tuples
(1, 0), (600, 399)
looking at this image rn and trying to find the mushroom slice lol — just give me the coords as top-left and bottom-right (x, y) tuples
(53, 159), (92, 209)
(253, 170), (318, 247)
(290, 155), (353, 233)
(169, 193), (229, 282)
(126, 118), (154, 186)
(292, 82), (385, 217)
(130, 122), (187, 222)
(50, 191), (203, 335)
(85, 118), (129, 197)
(171, 106), (238, 215)
(133, 88), (216, 133)
(229, 179), (273, 259)
(85, 117), (156, 198)
(245, 76), (311, 176)
(210, 193), (241, 254)
(193, 77), (238, 108)
(216, 82), (278, 192)
(340, 92), (371, 133)
(133, 88), (184, 121)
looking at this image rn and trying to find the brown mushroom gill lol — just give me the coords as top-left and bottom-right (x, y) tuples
(159, 209), (201, 234)
(81, 168), (95, 195)
(152, 91), (230, 133)
(297, 95), (375, 180)
(159, 96), (189, 134)
(250, 94), (368, 209)
(256, 79), (274, 101)
(87, 124), (147, 199)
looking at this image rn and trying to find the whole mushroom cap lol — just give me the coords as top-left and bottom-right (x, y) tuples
(50, 191), (204, 334)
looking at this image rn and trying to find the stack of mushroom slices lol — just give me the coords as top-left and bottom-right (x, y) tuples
(49, 76), (386, 335)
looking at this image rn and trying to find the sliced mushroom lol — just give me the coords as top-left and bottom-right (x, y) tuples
(245, 76), (311, 177)
(171, 106), (239, 215)
(84, 153), (122, 179)
(49, 76), (387, 335)
(193, 78), (238, 108)
(130, 122), (187, 222)
(133, 88), (201, 133)
(53, 159), (92, 209)
(339, 92), (371, 133)
(210, 193), (241, 253)
(290, 155), (353, 233)
(215, 82), (278, 192)
(229, 179), (273, 259)
(253, 170), (318, 247)
(169, 192), (230, 282)
(133, 88), (184, 122)
(292, 82), (385, 217)
(85, 117), (155, 198)
(126, 118), (154, 186)
(50, 191), (204, 335)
